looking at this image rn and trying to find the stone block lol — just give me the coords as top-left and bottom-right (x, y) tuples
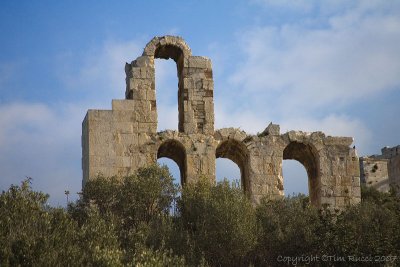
(335, 197), (349, 208)
(261, 122), (280, 136)
(130, 67), (142, 79)
(128, 78), (153, 91)
(187, 56), (212, 69)
(114, 122), (134, 134)
(320, 196), (336, 207)
(138, 122), (157, 133)
(112, 110), (136, 122)
(146, 89), (156, 101)
(87, 110), (113, 122)
(352, 186), (361, 198)
(324, 136), (353, 147)
(352, 176), (360, 187)
(183, 77), (194, 89)
(133, 56), (153, 67)
(112, 100), (135, 111)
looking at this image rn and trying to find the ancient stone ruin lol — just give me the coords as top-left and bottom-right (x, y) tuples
(360, 145), (400, 192)
(82, 36), (361, 209)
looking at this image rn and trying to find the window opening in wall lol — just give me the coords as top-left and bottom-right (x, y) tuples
(216, 158), (241, 188)
(155, 58), (179, 132)
(216, 139), (250, 194)
(282, 159), (309, 197)
(283, 141), (320, 205)
(157, 157), (180, 215)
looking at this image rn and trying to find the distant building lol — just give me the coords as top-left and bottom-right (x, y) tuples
(360, 145), (400, 192)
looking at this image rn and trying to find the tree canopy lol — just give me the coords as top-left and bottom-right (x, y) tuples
(1, 166), (399, 266)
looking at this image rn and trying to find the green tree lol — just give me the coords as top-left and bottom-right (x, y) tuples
(174, 178), (257, 266)
(0, 178), (76, 266)
(69, 164), (179, 264)
(0, 178), (123, 266)
(326, 186), (400, 266)
(254, 194), (323, 266)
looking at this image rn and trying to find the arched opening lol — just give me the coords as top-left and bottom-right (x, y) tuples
(157, 157), (181, 185)
(282, 160), (309, 196)
(157, 139), (187, 185)
(216, 158), (241, 187)
(155, 58), (179, 131)
(154, 45), (185, 132)
(157, 157), (181, 216)
(216, 139), (250, 194)
(283, 142), (320, 205)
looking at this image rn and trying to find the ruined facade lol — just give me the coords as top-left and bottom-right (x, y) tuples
(82, 36), (361, 209)
(360, 145), (400, 192)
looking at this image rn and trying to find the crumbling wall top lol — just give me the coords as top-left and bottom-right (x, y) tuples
(381, 145), (400, 158)
(142, 35), (192, 60)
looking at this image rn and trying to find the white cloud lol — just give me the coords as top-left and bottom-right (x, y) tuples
(215, 105), (266, 134)
(0, 40), (138, 205)
(253, 0), (398, 16)
(59, 39), (143, 107)
(0, 39), (157, 202)
(230, 1), (400, 112)
(252, 0), (315, 12)
(0, 102), (84, 206)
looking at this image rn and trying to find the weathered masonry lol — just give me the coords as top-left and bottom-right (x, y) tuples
(82, 36), (361, 209)
(360, 146), (400, 192)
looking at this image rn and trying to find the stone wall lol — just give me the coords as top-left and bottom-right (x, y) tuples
(360, 145), (400, 192)
(82, 36), (361, 209)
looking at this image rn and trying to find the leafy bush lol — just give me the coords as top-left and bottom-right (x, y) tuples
(1, 169), (399, 266)
(253, 194), (323, 265)
(69, 164), (178, 264)
(173, 178), (257, 266)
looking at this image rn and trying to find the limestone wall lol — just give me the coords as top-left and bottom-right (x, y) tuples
(82, 36), (361, 209)
(360, 145), (400, 192)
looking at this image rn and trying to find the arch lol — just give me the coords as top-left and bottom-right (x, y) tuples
(283, 141), (320, 205)
(216, 139), (250, 194)
(157, 139), (187, 184)
(143, 36), (191, 133)
(216, 158), (241, 186)
(143, 36), (192, 59)
(282, 159), (309, 196)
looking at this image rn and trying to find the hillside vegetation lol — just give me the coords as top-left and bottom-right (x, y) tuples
(1, 165), (399, 266)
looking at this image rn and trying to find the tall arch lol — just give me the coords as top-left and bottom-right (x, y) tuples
(157, 139), (187, 184)
(125, 35), (214, 135)
(145, 36), (191, 133)
(216, 139), (250, 194)
(283, 141), (321, 206)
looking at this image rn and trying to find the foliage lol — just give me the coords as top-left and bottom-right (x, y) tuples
(132, 246), (187, 267)
(1, 169), (400, 266)
(172, 178), (257, 266)
(253, 194), (323, 265)
(69, 164), (178, 264)
(0, 178), (123, 266)
(326, 186), (400, 265)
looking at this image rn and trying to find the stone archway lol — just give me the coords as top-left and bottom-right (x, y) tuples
(157, 139), (187, 184)
(127, 36), (191, 133)
(283, 141), (321, 206)
(83, 36), (361, 209)
(149, 38), (190, 133)
(125, 36), (214, 135)
(216, 139), (250, 194)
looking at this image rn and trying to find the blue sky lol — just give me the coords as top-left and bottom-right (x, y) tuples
(1, 0), (399, 205)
